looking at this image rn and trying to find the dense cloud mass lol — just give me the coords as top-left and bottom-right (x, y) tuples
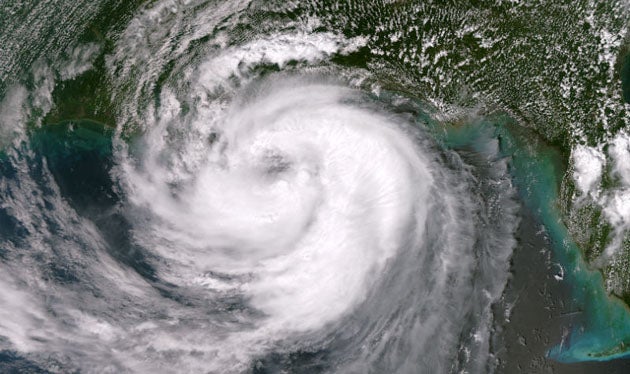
(1, 0), (629, 372)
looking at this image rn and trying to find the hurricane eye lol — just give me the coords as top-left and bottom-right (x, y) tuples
(260, 150), (292, 175)
(2, 0), (625, 372)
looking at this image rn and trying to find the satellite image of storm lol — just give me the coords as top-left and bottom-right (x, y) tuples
(2, 0), (630, 373)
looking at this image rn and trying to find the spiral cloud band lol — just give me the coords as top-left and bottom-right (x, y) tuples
(123, 79), (433, 331)
(0, 5), (519, 371)
(110, 71), (517, 372)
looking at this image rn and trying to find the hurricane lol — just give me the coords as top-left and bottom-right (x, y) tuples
(2, 0), (630, 373)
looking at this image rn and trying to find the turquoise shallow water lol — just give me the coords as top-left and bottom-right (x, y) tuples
(1, 90), (628, 372)
(8, 95), (629, 372)
(0, 0), (627, 368)
(427, 114), (630, 362)
(37, 112), (630, 364)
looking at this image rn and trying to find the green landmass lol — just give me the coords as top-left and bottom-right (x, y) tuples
(17, 0), (630, 308)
